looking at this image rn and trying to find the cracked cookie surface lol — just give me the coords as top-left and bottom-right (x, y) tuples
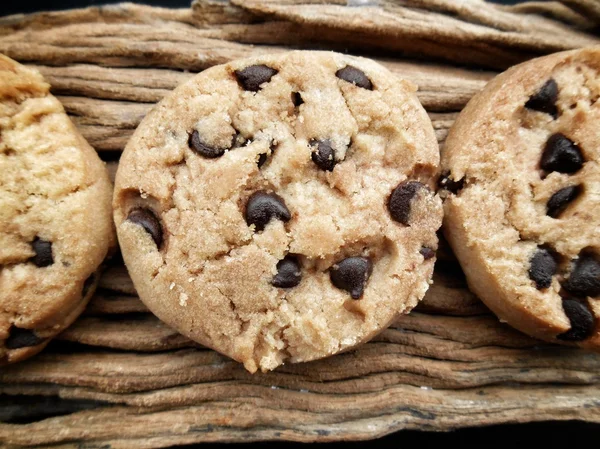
(0, 54), (116, 364)
(114, 51), (442, 372)
(441, 47), (600, 349)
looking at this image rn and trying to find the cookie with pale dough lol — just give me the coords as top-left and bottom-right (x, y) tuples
(0, 54), (115, 364)
(114, 51), (442, 372)
(441, 47), (600, 349)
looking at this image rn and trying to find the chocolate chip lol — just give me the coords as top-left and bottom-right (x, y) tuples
(5, 327), (45, 349)
(127, 207), (163, 248)
(540, 134), (584, 174)
(525, 78), (559, 118)
(388, 181), (426, 225)
(528, 247), (557, 289)
(547, 185), (581, 218)
(420, 247), (436, 260)
(188, 130), (226, 158)
(563, 253), (600, 297)
(335, 66), (373, 90)
(234, 65), (278, 92)
(30, 237), (53, 267)
(245, 191), (291, 232)
(557, 299), (595, 341)
(272, 255), (302, 288)
(310, 139), (336, 171)
(292, 91), (304, 106)
(82, 272), (97, 298)
(438, 171), (464, 194)
(330, 256), (373, 299)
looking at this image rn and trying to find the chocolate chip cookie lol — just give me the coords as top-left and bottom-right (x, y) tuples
(0, 55), (115, 364)
(114, 51), (442, 372)
(441, 47), (600, 349)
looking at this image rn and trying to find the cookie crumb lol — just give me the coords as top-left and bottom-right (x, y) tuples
(179, 293), (188, 307)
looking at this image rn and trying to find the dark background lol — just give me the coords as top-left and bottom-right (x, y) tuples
(1, 0), (190, 15)
(1, 0), (524, 16)
(0, 0), (598, 447)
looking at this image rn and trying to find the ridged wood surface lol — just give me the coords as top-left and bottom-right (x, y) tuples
(0, 1), (599, 447)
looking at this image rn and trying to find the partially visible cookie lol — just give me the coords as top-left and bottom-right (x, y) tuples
(0, 55), (115, 364)
(441, 47), (600, 349)
(114, 51), (443, 373)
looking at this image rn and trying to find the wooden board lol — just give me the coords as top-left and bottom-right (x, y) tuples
(0, 1), (599, 447)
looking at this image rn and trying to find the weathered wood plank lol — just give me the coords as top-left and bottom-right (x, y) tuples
(226, 0), (600, 69)
(1, 1), (599, 447)
(85, 292), (148, 315)
(98, 265), (136, 295)
(58, 315), (193, 352)
(0, 385), (597, 448)
(3, 315), (598, 396)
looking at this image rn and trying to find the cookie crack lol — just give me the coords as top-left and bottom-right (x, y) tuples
(277, 324), (292, 361)
(337, 86), (360, 143)
(505, 181), (536, 243)
(214, 284), (248, 335)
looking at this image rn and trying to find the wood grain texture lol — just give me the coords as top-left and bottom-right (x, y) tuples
(505, 2), (596, 29)
(1, 386), (597, 448)
(1, 1), (599, 447)
(560, 0), (600, 23)
(227, 0), (600, 69)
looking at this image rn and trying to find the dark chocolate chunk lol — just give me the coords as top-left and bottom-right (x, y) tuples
(438, 171), (464, 194)
(5, 327), (45, 349)
(420, 247), (436, 260)
(127, 207), (163, 248)
(272, 255), (302, 288)
(310, 139), (336, 171)
(528, 247), (557, 289)
(330, 256), (373, 299)
(30, 238), (53, 267)
(563, 253), (600, 297)
(557, 299), (595, 341)
(525, 78), (559, 118)
(540, 133), (584, 174)
(234, 65), (278, 92)
(292, 92), (304, 106)
(388, 181), (426, 225)
(546, 185), (581, 218)
(335, 66), (373, 90)
(245, 191), (291, 232)
(188, 130), (226, 158)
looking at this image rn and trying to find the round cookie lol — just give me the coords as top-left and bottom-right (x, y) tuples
(441, 47), (600, 349)
(0, 54), (115, 364)
(114, 51), (442, 372)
